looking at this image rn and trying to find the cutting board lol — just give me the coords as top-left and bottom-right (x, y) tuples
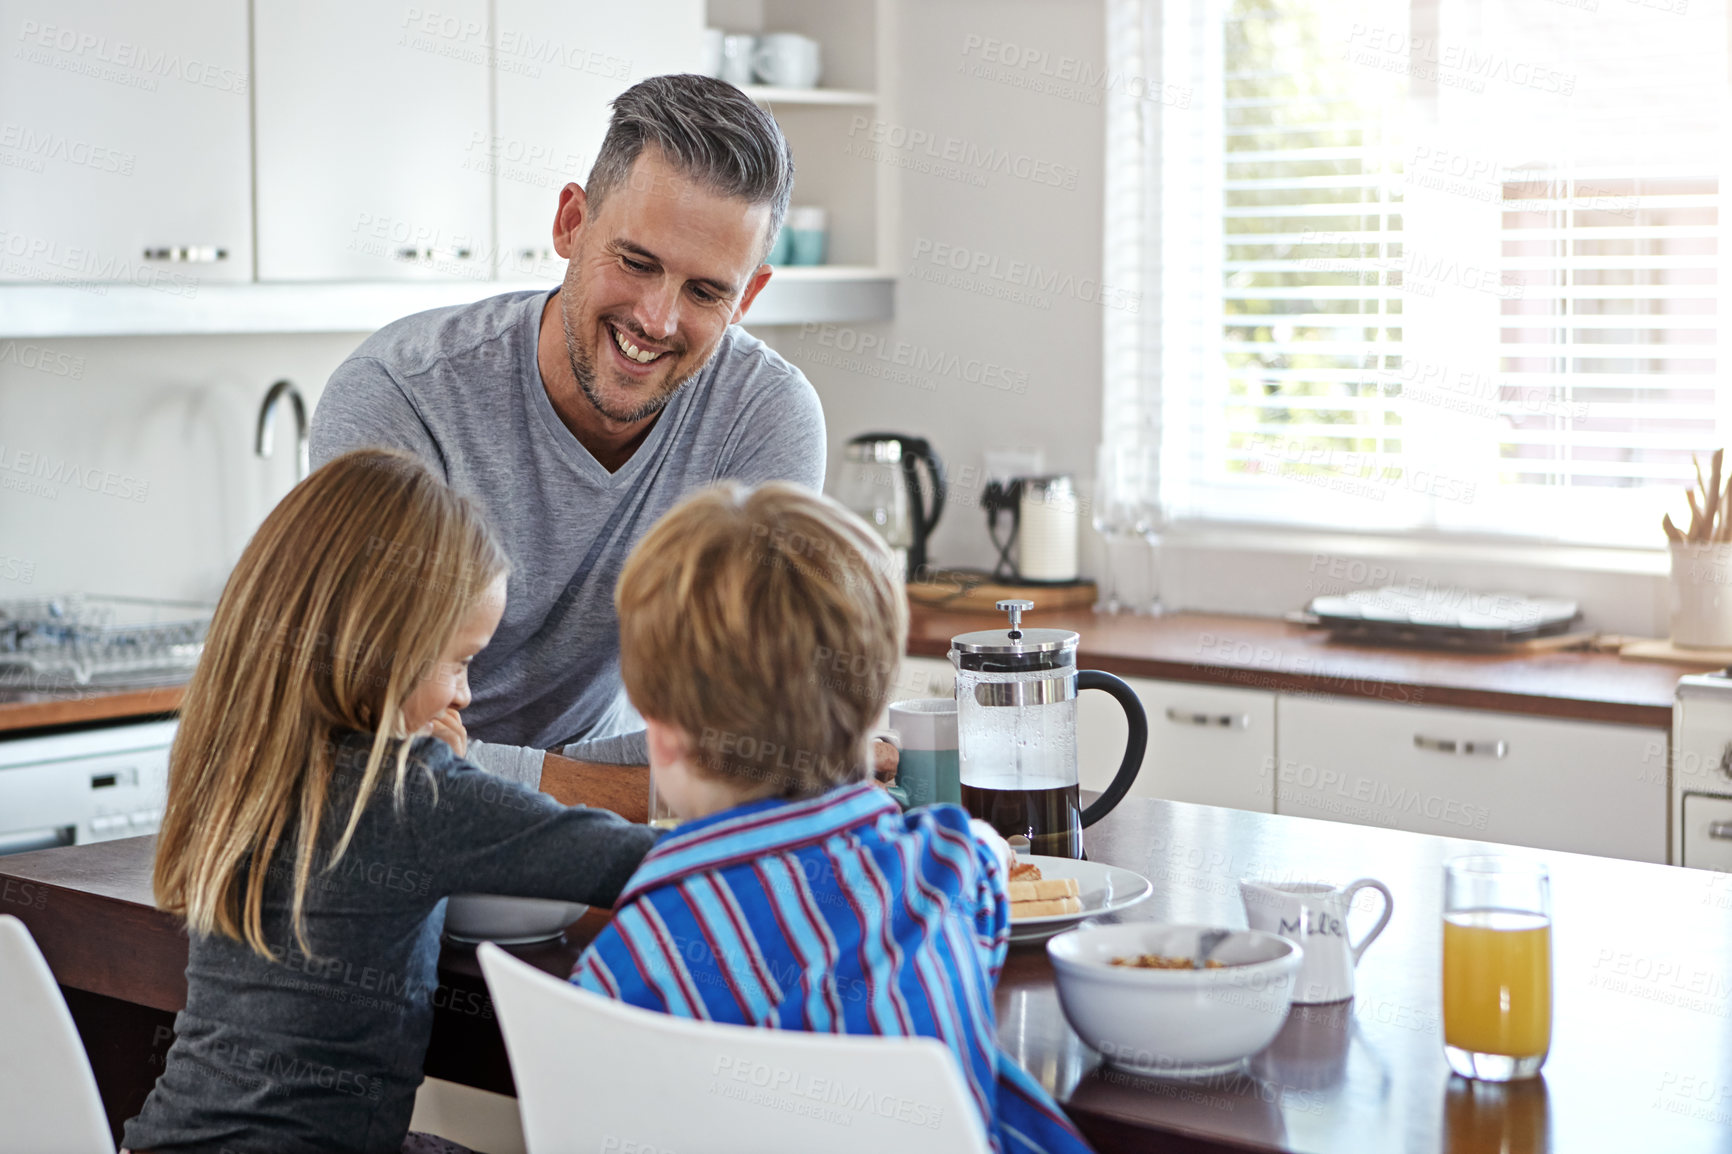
(906, 573), (1098, 612)
(1617, 637), (1732, 666)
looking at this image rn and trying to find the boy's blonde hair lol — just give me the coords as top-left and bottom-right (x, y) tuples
(153, 448), (508, 957)
(617, 481), (907, 798)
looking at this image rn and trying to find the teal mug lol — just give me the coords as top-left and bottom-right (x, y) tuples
(887, 698), (959, 810)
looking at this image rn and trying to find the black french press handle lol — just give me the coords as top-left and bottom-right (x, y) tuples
(1077, 670), (1148, 827)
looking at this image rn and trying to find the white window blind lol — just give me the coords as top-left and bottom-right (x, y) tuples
(1108, 0), (1729, 546)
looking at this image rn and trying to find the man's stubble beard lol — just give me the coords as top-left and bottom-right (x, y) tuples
(560, 285), (713, 426)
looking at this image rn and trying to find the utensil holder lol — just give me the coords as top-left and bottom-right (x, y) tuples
(1669, 542), (1732, 648)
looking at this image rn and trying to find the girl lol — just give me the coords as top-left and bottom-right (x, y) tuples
(123, 448), (655, 1154)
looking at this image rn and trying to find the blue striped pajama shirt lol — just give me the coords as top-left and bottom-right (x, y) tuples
(570, 781), (1095, 1154)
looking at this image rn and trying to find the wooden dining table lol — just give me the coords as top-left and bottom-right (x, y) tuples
(6, 795), (1732, 1153)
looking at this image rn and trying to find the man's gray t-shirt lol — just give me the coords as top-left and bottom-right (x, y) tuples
(310, 289), (825, 768)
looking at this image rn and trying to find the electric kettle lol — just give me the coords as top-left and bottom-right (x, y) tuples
(951, 599), (1148, 858)
(836, 433), (946, 582)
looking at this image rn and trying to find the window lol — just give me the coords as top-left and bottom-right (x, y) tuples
(1108, 0), (1726, 546)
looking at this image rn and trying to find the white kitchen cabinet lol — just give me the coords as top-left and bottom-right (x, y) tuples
(896, 657), (1276, 813)
(1077, 677), (1276, 812)
(0, 0), (252, 284)
(1275, 696), (1666, 863)
(492, 0), (703, 281)
(254, 0), (493, 281)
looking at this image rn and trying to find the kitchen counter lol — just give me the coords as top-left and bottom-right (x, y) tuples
(8, 800), (1730, 1152)
(0, 610), (1711, 738)
(909, 607), (1713, 727)
(0, 684), (184, 734)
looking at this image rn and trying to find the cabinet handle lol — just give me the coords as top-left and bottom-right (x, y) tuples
(142, 246), (228, 263)
(1708, 821), (1732, 841)
(393, 247), (475, 262)
(1165, 707), (1250, 730)
(1414, 735), (1508, 758)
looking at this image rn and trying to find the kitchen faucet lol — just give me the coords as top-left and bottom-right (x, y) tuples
(255, 378), (309, 482)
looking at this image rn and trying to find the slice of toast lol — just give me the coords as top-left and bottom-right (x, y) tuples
(1008, 857), (1042, 882)
(1011, 895), (1082, 918)
(1006, 878), (1080, 903)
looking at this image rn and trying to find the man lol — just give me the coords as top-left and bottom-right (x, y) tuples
(311, 74), (824, 802)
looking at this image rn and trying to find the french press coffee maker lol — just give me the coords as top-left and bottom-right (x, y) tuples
(951, 600), (1148, 858)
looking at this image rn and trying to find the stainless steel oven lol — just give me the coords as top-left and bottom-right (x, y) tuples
(1672, 673), (1732, 870)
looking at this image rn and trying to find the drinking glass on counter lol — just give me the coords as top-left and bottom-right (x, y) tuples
(1091, 444), (1141, 614)
(1442, 856), (1552, 1081)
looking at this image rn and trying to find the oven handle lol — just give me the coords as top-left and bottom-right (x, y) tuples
(0, 825), (75, 856)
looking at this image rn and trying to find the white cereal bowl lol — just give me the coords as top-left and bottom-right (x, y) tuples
(443, 894), (589, 945)
(1047, 923), (1302, 1076)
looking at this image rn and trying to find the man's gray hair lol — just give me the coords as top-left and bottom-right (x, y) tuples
(586, 74), (795, 259)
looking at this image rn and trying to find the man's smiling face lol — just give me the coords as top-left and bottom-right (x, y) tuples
(557, 147), (773, 425)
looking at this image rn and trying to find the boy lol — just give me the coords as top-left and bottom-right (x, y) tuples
(571, 481), (1094, 1154)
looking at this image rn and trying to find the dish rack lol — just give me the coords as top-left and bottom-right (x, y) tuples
(0, 595), (214, 689)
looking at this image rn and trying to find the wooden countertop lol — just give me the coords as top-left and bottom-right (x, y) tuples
(10, 800), (1732, 1153)
(0, 684), (184, 734)
(909, 607), (1713, 728)
(0, 610), (1711, 738)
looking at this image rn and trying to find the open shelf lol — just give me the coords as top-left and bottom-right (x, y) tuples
(738, 84), (876, 106)
(0, 268), (895, 338)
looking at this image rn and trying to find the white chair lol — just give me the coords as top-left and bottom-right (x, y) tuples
(0, 914), (114, 1154)
(477, 943), (992, 1154)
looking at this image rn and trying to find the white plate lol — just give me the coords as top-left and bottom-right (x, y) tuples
(1007, 856), (1153, 943)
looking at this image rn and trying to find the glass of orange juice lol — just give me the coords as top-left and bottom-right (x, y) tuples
(1442, 856), (1551, 1081)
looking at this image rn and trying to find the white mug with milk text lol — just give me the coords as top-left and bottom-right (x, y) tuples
(1239, 878), (1393, 1003)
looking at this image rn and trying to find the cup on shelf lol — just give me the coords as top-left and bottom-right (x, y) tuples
(764, 223), (792, 266)
(753, 33), (822, 88)
(701, 28), (725, 79)
(719, 34), (757, 87)
(786, 206), (828, 266)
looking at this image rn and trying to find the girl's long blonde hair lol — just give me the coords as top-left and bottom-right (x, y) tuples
(153, 448), (508, 958)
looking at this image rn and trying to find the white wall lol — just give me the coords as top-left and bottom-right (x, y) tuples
(0, 333), (362, 602)
(755, 0), (1109, 577)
